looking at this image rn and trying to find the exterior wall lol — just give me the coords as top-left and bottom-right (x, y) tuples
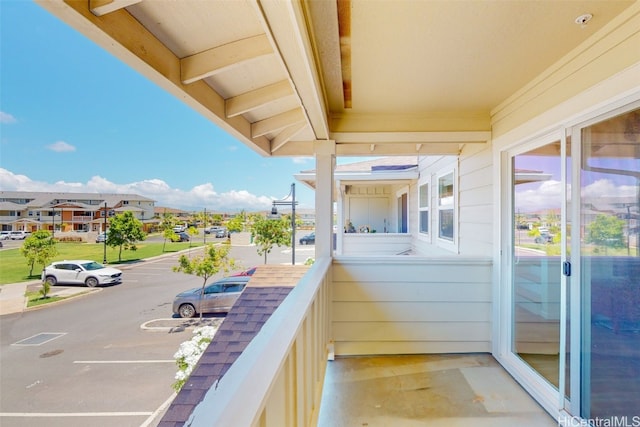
(343, 184), (393, 233)
(342, 233), (412, 255)
(410, 149), (494, 257)
(458, 144), (494, 256)
(331, 257), (492, 355)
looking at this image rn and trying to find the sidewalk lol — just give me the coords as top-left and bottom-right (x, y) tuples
(0, 280), (100, 316)
(0, 281), (32, 316)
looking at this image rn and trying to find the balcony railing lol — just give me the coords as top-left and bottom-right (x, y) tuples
(186, 257), (332, 426)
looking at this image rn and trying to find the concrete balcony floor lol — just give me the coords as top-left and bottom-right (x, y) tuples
(318, 353), (556, 427)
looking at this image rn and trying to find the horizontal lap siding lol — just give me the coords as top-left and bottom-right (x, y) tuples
(458, 146), (493, 256)
(332, 258), (492, 355)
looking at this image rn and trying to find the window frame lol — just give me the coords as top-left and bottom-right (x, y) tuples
(436, 165), (458, 252)
(418, 179), (430, 236)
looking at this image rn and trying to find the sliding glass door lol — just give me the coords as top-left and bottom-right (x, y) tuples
(511, 138), (564, 392)
(507, 104), (639, 419)
(576, 107), (640, 419)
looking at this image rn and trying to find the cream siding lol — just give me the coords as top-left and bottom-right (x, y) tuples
(458, 144), (494, 256)
(332, 257), (492, 355)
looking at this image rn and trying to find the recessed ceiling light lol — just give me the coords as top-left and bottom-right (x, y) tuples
(575, 13), (593, 27)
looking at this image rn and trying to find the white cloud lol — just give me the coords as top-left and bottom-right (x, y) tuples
(515, 178), (636, 213)
(515, 179), (563, 212)
(47, 141), (76, 152)
(582, 178), (637, 199)
(0, 168), (273, 211)
(0, 111), (17, 124)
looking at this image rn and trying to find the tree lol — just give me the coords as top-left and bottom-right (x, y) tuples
(250, 215), (291, 264)
(187, 225), (199, 248)
(586, 214), (625, 253)
(211, 213), (224, 226)
(20, 230), (58, 277)
(226, 215), (244, 233)
(159, 212), (178, 252)
(173, 243), (236, 321)
(107, 211), (146, 262)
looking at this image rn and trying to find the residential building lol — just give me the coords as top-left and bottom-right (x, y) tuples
(35, 2), (640, 426)
(0, 191), (155, 234)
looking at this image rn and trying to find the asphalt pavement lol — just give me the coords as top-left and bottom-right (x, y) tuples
(0, 230), (312, 317)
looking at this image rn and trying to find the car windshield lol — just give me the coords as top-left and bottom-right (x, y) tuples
(81, 261), (104, 271)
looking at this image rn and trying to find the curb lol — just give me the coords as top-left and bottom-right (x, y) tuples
(24, 287), (102, 312)
(141, 317), (224, 332)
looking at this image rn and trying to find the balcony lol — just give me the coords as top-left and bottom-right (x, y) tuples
(160, 256), (555, 426)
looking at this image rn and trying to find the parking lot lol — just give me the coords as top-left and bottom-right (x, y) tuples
(0, 232), (314, 426)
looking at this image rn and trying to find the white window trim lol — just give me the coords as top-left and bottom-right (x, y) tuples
(436, 165), (458, 253)
(418, 179), (430, 237)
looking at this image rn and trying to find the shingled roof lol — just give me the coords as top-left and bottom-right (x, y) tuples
(159, 265), (310, 427)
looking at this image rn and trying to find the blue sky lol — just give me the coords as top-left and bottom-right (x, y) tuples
(0, 1), (320, 212)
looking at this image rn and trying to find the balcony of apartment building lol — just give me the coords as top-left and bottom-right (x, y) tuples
(159, 255), (555, 427)
(32, 2), (639, 425)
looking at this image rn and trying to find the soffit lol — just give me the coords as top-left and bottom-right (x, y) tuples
(36, 0), (635, 157)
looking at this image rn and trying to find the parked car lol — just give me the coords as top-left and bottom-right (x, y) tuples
(299, 232), (315, 245)
(215, 228), (228, 238)
(173, 276), (251, 318)
(535, 233), (554, 244)
(534, 227), (554, 244)
(204, 226), (222, 235)
(41, 260), (123, 287)
(0, 231), (10, 240)
(173, 225), (186, 233)
(175, 231), (190, 242)
(10, 231), (30, 240)
(96, 232), (108, 243)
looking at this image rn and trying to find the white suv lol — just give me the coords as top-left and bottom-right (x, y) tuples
(0, 231), (10, 240)
(41, 260), (123, 287)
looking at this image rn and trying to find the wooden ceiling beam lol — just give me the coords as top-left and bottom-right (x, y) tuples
(252, 109), (306, 138)
(331, 131), (491, 144)
(271, 122), (307, 153)
(226, 80), (294, 118)
(336, 142), (462, 156)
(181, 34), (272, 85)
(89, 0), (141, 17)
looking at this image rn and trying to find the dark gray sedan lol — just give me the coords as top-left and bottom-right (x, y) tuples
(172, 276), (250, 318)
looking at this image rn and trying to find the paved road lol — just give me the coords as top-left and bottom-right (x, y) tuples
(0, 233), (315, 427)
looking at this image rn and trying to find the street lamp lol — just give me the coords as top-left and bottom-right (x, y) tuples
(271, 183), (297, 265)
(103, 202), (108, 264)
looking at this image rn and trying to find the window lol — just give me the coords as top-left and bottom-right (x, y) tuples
(419, 183), (429, 234)
(224, 284), (245, 293)
(438, 171), (455, 241)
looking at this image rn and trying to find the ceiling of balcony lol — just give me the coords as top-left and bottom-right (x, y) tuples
(37, 0), (635, 157)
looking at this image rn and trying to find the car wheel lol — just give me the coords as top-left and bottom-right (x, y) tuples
(85, 277), (99, 288)
(300, 240), (306, 245)
(45, 276), (57, 286)
(178, 304), (196, 318)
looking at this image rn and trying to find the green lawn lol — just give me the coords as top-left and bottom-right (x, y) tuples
(0, 240), (205, 285)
